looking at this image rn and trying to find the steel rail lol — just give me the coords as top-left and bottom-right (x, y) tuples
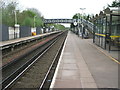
(1, 32), (63, 90)
(39, 32), (67, 89)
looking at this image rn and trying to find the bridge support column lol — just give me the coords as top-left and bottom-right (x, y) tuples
(81, 24), (84, 39)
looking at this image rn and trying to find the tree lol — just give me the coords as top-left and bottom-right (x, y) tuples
(27, 8), (44, 27)
(70, 13), (81, 28)
(72, 13), (82, 19)
(18, 9), (44, 27)
(108, 0), (120, 7)
(2, 1), (18, 26)
(1, 1), (44, 27)
(21, 17), (33, 26)
(27, 8), (42, 17)
(54, 24), (65, 30)
(35, 16), (43, 27)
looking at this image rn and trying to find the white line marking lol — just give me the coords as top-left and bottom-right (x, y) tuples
(49, 32), (68, 89)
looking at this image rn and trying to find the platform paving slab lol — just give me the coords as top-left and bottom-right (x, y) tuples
(50, 31), (118, 89)
(51, 31), (98, 88)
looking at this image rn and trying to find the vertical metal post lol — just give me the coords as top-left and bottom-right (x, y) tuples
(81, 23), (84, 39)
(109, 14), (112, 52)
(98, 18), (100, 46)
(14, 10), (17, 24)
(93, 26), (94, 43)
(93, 20), (95, 43)
(14, 10), (17, 39)
(77, 13), (80, 36)
(80, 8), (86, 39)
(34, 16), (36, 28)
(105, 16), (107, 49)
(101, 17), (103, 48)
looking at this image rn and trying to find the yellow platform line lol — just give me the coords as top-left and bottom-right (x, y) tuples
(110, 36), (120, 38)
(95, 33), (105, 37)
(86, 40), (120, 64)
(95, 33), (120, 38)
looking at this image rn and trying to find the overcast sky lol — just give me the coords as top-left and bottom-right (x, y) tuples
(17, 0), (115, 27)
(18, 0), (114, 19)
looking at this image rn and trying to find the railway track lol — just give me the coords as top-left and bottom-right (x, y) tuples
(1, 31), (68, 89)
(2, 32), (60, 66)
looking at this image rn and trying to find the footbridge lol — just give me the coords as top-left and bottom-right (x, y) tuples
(43, 18), (94, 31)
(44, 19), (77, 24)
(43, 18), (94, 38)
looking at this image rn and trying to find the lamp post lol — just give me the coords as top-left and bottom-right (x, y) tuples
(80, 8), (86, 17)
(77, 13), (80, 37)
(14, 10), (17, 25)
(80, 8), (86, 39)
(14, 10), (17, 39)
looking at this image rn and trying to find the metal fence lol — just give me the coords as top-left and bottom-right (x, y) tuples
(19, 26), (31, 38)
(36, 27), (42, 34)
(0, 24), (9, 41)
(0, 25), (44, 41)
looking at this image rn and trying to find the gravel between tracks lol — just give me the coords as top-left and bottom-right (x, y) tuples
(2, 34), (60, 81)
(2, 34), (59, 66)
(10, 32), (67, 89)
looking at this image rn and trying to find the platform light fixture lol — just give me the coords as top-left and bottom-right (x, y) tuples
(80, 8), (86, 17)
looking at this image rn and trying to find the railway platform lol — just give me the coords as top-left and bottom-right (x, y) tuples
(50, 31), (118, 88)
(0, 31), (60, 50)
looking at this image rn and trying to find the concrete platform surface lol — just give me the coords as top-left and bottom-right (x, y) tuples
(0, 31), (59, 47)
(86, 39), (119, 61)
(50, 31), (118, 89)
